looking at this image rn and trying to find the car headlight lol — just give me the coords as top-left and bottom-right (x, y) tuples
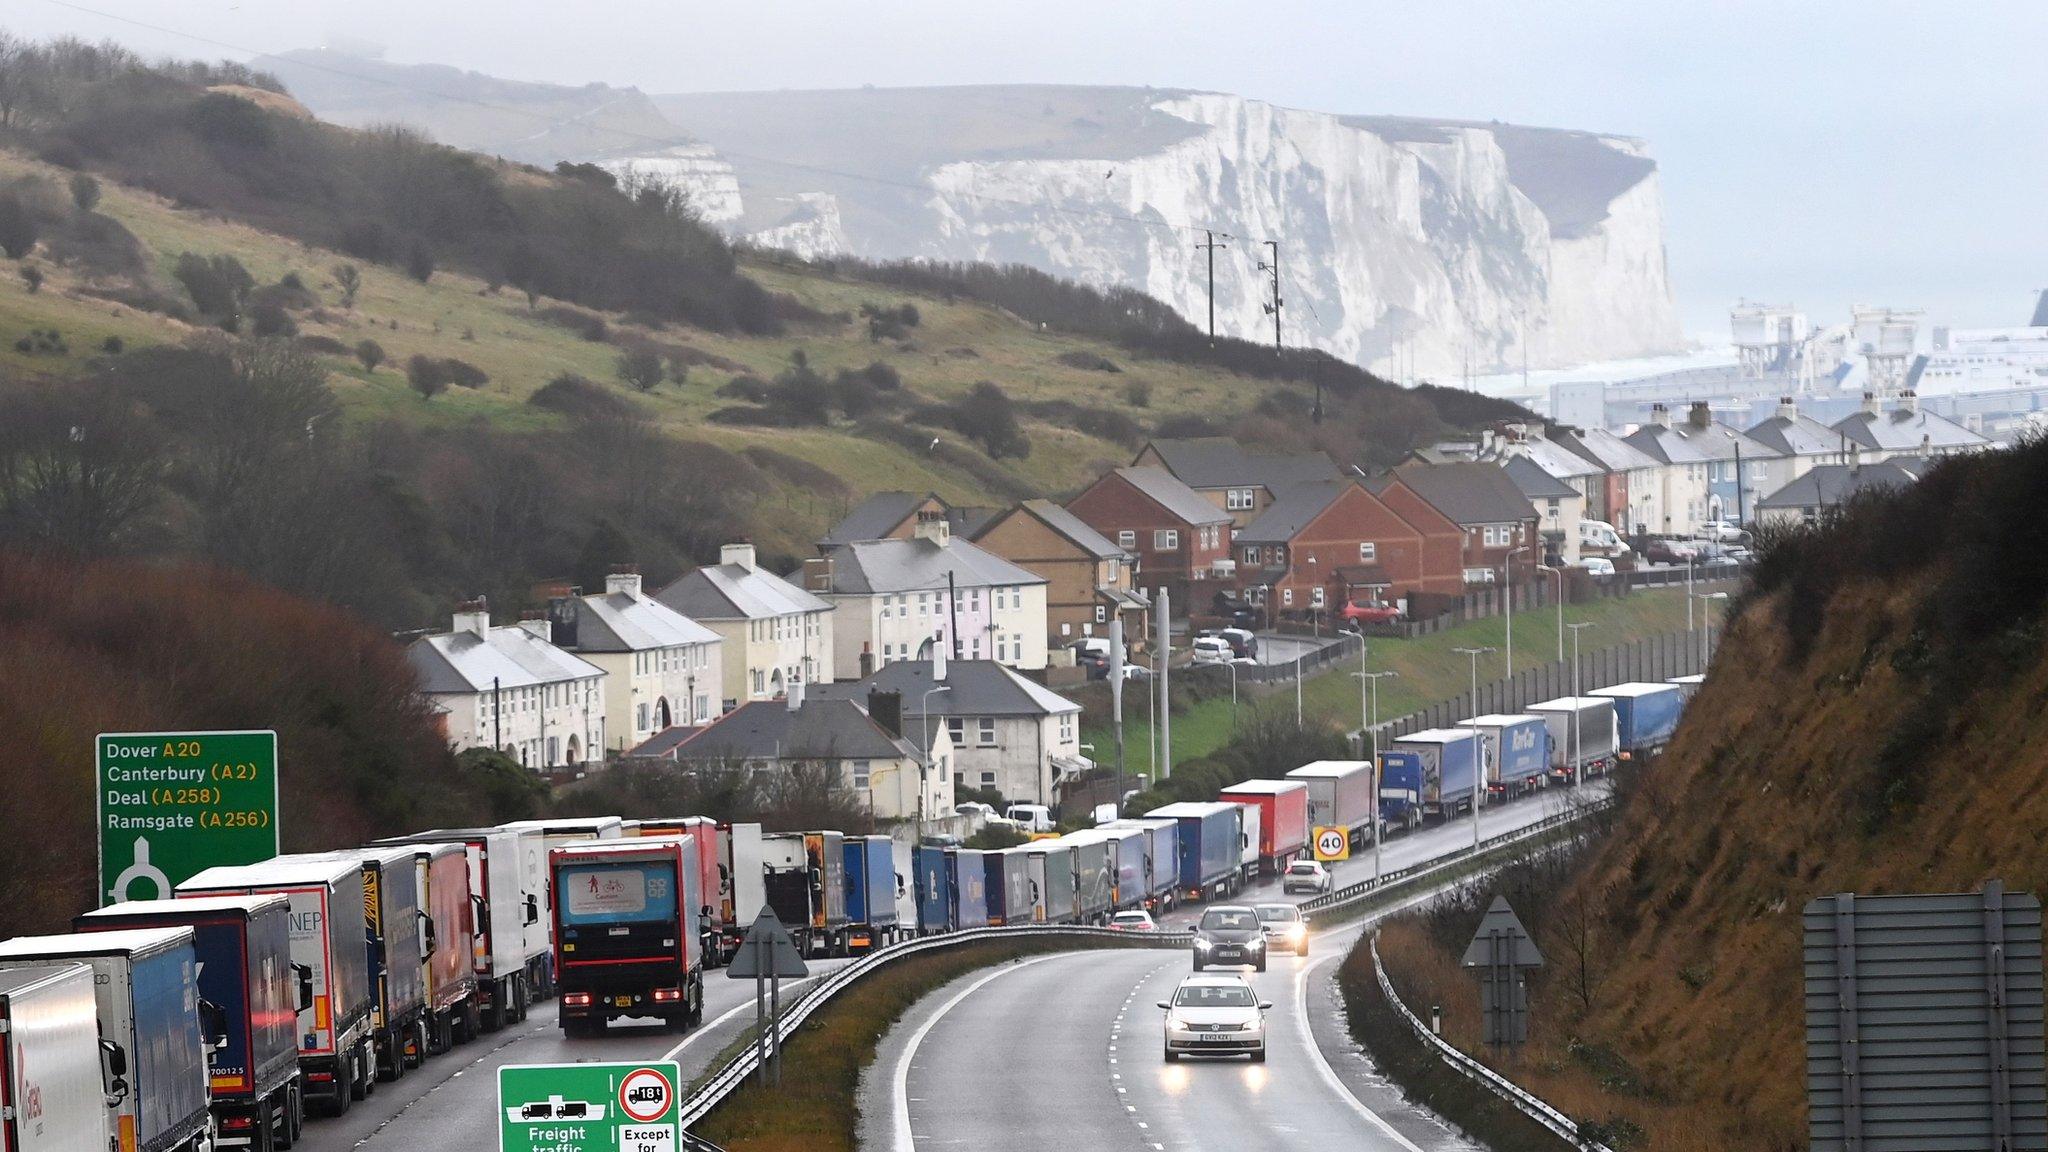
(1247, 936), (1264, 950)
(1286, 924), (1305, 938)
(1194, 938), (1212, 951)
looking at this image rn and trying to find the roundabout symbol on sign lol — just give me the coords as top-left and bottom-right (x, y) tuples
(617, 1067), (673, 1124)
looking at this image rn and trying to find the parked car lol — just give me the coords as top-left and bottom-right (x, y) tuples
(1341, 599), (1403, 624)
(1577, 557), (1616, 577)
(1216, 627), (1258, 659)
(1159, 974), (1270, 1063)
(1281, 859), (1331, 894)
(1004, 804), (1054, 833)
(1643, 539), (1699, 565)
(1698, 520), (1750, 543)
(1210, 590), (1261, 630)
(1190, 636), (1234, 665)
(1463, 567), (1499, 586)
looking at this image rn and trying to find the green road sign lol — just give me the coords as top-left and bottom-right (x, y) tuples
(499, 1061), (680, 1152)
(97, 730), (280, 907)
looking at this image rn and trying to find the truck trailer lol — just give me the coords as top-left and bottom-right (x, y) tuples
(1023, 843), (1077, 925)
(180, 856), (378, 1115)
(842, 836), (901, 950)
(1106, 819), (1179, 911)
(942, 848), (989, 931)
(1060, 832), (1116, 923)
(631, 818), (727, 963)
(549, 837), (703, 1036)
(1590, 683), (1686, 756)
(762, 832), (848, 957)
(335, 849), (428, 1083)
(718, 823), (768, 962)
(1461, 715), (1552, 797)
(1089, 826), (1148, 910)
(0, 964), (113, 1152)
(1218, 780), (1310, 875)
(1144, 802), (1242, 902)
(1376, 751), (1424, 830)
(982, 847), (1033, 927)
(377, 829), (535, 1033)
(363, 841), (477, 1055)
(1523, 697), (1620, 780)
(1284, 761), (1378, 849)
(1386, 729), (1484, 820)
(77, 897), (302, 1151)
(0, 930), (212, 1152)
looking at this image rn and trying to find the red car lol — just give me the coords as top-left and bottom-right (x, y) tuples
(1341, 600), (1403, 624)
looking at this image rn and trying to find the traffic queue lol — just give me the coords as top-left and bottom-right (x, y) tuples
(0, 676), (1693, 1152)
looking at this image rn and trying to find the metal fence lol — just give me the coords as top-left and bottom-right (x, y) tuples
(1370, 629), (1705, 743)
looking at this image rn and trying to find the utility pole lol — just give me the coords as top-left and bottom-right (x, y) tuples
(1358, 670), (1399, 880)
(1567, 623), (1596, 789)
(1261, 239), (1315, 423)
(1111, 619), (1126, 814)
(1156, 587), (1172, 780)
(1196, 230), (1229, 345)
(1734, 440), (1746, 526)
(1455, 646), (1496, 852)
(947, 570), (962, 660)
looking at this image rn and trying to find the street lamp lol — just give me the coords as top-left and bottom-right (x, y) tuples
(920, 683), (952, 828)
(1453, 645), (1497, 852)
(1503, 545), (1530, 678)
(1354, 669), (1399, 880)
(1691, 591), (1728, 665)
(1537, 564), (1564, 664)
(1566, 622), (1596, 788)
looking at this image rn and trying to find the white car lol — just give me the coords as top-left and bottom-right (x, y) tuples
(1698, 520), (1749, 543)
(1160, 974), (1270, 1063)
(1109, 910), (1157, 932)
(1004, 804), (1054, 833)
(1576, 557), (1616, 577)
(1281, 859), (1331, 895)
(1255, 903), (1311, 956)
(1190, 636), (1233, 665)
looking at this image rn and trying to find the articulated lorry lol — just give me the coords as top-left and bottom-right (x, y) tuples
(1106, 819), (1179, 911)
(1386, 729), (1484, 821)
(842, 835), (901, 950)
(982, 847), (1034, 927)
(180, 856), (377, 1115)
(0, 964), (114, 1152)
(1145, 802), (1243, 903)
(717, 823), (767, 962)
(1219, 780), (1309, 875)
(1284, 761), (1377, 848)
(631, 819), (727, 963)
(1524, 697), (1620, 781)
(550, 837), (703, 1036)
(337, 849), (427, 1084)
(0, 929), (213, 1152)
(1462, 715), (1552, 797)
(1023, 842), (1076, 925)
(77, 897), (302, 1152)
(1590, 683), (1686, 756)
(1060, 832), (1116, 923)
(762, 832), (848, 957)
(377, 829), (535, 1033)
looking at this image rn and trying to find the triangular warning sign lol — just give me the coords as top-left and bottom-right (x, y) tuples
(726, 910), (811, 979)
(1460, 895), (1545, 969)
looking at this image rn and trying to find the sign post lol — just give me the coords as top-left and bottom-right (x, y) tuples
(1312, 826), (1351, 863)
(727, 911), (809, 1086)
(498, 1060), (680, 1152)
(1460, 896), (1544, 1056)
(96, 729), (280, 906)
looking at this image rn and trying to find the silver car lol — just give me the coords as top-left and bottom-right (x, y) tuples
(1159, 974), (1270, 1062)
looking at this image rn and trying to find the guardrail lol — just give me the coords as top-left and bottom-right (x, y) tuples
(1371, 933), (1614, 1152)
(1301, 799), (1611, 918)
(676, 924), (1192, 1132)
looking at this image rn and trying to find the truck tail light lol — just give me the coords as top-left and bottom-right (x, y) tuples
(306, 1071), (334, 1083)
(562, 992), (593, 1007)
(651, 988), (682, 1003)
(223, 1116), (254, 1131)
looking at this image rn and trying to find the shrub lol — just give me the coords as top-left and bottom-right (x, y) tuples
(404, 241), (435, 283)
(406, 354), (447, 399)
(12, 328), (68, 356)
(951, 381), (1030, 459)
(173, 252), (254, 319)
(716, 374), (770, 403)
(332, 263), (360, 308)
(528, 373), (641, 421)
(20, 265), (43, 294)
(295, 334), (349, 355)
(67, 173), (101, 212)
(615, 346), (664, 393)
(0, 194), (39, 259)
(1059, 349), (1122, 373)
(437, 358), (489, 389)
(100, 335), (124, 354)
(353, 339), (385, 372)
(860, 300), (921, 341)
(248, 299), (296, 338)
(41, 210), (147, 279)
(337, 219), (394, 262)
(1123, 379), (1150, 406)
(535, 305), (608, 342)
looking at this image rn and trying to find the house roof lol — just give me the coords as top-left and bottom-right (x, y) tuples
(1500, 456), (1580, 501)
(656, 562), (829, 621)
(1832, 406), (1988, 453)
(668, 697), (922, 763)
(1235, 480), (1351, 545)
(407, 623), (605, 695)
(561, 588), (720, 653)
(1745, 410), (1845, 457)
(809, 659), (1081, 717)
(1668, 416), (1781, 462)
(1555, 427), (1662, 474)
(1378, 462), (1537, 526)
(821, 536), (1046, 596)
(1622, 421), (1717, 465)
(1140, 437), (1341, 491)
(624, 725), (704, 758)
(1498, 435), (1603, 481)
(1104, 467), (1233, 526)
(819, 491), (932, 546)
(1756, 462), (1921, 510)
(1009, 499), (1128, 560)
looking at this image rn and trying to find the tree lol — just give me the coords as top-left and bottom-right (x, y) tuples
(0, 384), (167, 553)
(353, 339), (385, 373)
(615, 346), (664, 393)
(19, 265), (42, 294)
(67, 173), (99, 213)
(666, 357), (690, 388)
(173, 253), (254, 320)
(333, 263), (360, 309)
(0, 193), (38, 259)
(406, 355), (447, 400)
(952, 381), (1030, 459)
(455, 748), (549, 823)
(404, 240), (434, 284)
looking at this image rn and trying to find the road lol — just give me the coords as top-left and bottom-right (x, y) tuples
(296, 956), (853, 1152)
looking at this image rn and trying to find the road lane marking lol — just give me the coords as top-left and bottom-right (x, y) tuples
(891, 954), (1067, 1152)
(661, 972), (827, 1060)
(1294, 950), (1426, 1152)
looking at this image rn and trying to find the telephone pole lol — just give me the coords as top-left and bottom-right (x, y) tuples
(1196, 230), (1229, 344)
(1258, 239), (1314, 423)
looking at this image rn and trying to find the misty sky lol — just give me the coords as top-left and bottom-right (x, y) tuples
(16, 0), (2046, 339)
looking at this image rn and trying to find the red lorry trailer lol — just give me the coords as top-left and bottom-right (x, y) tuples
(1218, 779), (1311, 875)
(550, 837), (704, 1036)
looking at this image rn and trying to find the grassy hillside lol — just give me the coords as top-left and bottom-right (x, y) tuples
(1376, 440), (2048, 1152)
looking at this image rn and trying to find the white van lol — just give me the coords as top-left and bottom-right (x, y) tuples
(1005, 804), (1054, 833)
(1578, 519), (1631, 558)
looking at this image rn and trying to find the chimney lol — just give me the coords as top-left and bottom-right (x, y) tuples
(517, 611), (551, 643)
(786, 678), (805, 711)
(1898, 390), (1920, 416)
(802, 556), (836, 593)
(1687, 401), (1712, 430)
(932, 634), (948, 682)
(452, 598), (490, 638)
(1777, 396), (1798, 422)
(1862, 392), (1882, 416)
(867, 689), (903, 738)
(605, 566), (642, 598)
(720, 542), (757, 572)
(1649, 403), (1671, 428)
(911, 517), (951, 546)
(859, 641), (876, 678)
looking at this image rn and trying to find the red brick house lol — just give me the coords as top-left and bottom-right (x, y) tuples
(1357, 474), (1468, 595)
(1232, 479), (1449, 614)
(1374, 462), (1542, 582)
(1065, 467), (1232, 605)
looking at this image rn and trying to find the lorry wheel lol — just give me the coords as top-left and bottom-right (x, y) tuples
(288, 1085), (304, 1144)
(271, 1095), (293, 1151)
(331, 1057), (354, 1115)
(361, 1041), (378, 1096)
(514, 976), (530, 1022)
(375, 1032), (399, 1082)
(408, 1020), (429, 1067)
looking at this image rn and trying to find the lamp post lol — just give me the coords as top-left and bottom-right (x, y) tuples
(1454, 645), (1497, 852)
(1691, 591), (1728, 665)
(1225, 660), (1239, 731)
(1503, 545), (1530, 678)
(920, 684), (952, 828)
(1355, 669), (1400, 880)
(1566, 622), (1596, 788)
(1538, 563), (1564, 664)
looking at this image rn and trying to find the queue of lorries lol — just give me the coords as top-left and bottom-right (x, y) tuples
(0, 676), (1695, 1152)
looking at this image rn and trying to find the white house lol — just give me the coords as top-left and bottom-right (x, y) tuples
(812, 657), (1086, 805)
(1745, 397), (1854, 495)
(655, 544), (835, 711)
(1622, 405), (1714, 536)
(813, 519), (1051, 678)
(547, 570), (724, 754)
(1832, 392), (1990, 463)
(1554, 426), (1666, 536)
(406, 602), (607, 772)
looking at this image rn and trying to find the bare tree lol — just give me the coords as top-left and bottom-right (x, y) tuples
(0, 385), (165, 553)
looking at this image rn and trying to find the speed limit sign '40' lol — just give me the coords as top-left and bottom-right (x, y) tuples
(1313, 825), (1351, 862)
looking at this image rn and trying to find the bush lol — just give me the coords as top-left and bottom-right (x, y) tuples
(615, 346), (664, 393)
(20, 265), (43, 294)
(100, 335), (124, 354)
(528, 373), (641, 422)
(248, 299), (296, 338)
(1059, 349), (1122, 373)
(0, 194), (39, 259)
(438, 358), (489, 389)
(950, 380), (1030, 459)
(1123, 379), (1150, 406)
(67, 174), (101, 213)
(861, 300), (921, 341)
(13, 328), (68, 356)
(173, 252), (254, 319)
(405, 240), (435, 283)
(332, 263), (360, 309)
(353, 339), (385, 372)
(716, 374), (769, 403)
(535, 305), (609, 342)
(406, 354), (447, 400)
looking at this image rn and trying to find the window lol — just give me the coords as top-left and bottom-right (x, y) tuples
(695, 694), (710, 721)
(1154, 529), (1179, 550)
(948, 717), (965, 743)
(850, 760), (870, 790)
(1094, 605), (1107, 624)
(636, 702), (650, 732)
(1282, 588), (1295, 607)
(1059, 714), (1075, 741)
(1060, 622), (1071, 637)
(978, 718), (996, 746)
(1107, 558), (1121, 581)
(546, 736), (559, 765)
(752, 669), (766, 694)
(1118, 529), (1136, 549)
(1358, 542), (1376, 562)
(1311, 586), (1326, 607)
(980, 771), (996, 786)
(1244, 546), (1260, 565)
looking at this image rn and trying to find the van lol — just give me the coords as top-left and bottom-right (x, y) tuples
(1578, 519), (1631, 557)
(1004, 804), (1054, 833)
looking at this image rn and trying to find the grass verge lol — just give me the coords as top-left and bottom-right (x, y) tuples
(692, 936), (1163, 1152)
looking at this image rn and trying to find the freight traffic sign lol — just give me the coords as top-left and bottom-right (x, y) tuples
(499, 1061), (680, 1152)
(1313, 826), (1351, 862)
(97, 730), (280, 906)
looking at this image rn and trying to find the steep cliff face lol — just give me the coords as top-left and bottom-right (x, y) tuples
(653, 87), (1683, 376)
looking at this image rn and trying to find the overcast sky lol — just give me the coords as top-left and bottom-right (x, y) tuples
(16, 0), (2046, 338)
